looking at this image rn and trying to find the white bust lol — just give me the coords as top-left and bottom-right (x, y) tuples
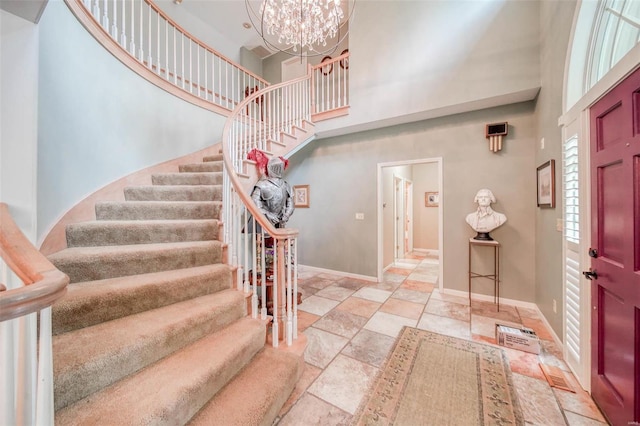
(465, 189), (507, 240)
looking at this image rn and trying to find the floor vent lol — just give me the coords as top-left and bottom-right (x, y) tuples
(539, 364), (575, 393)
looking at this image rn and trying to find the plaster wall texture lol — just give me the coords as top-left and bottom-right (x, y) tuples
(287, 101), (537, 302)
(36, 0), (226, 242)
(1, 10), (39, 243)
(534, 0), (578, 338)
(412, 163), (440, 251)
(316, 0), (540, 136)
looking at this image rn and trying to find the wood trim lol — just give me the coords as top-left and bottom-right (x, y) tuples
(65, 0), (233, 117)
(312, 106), (350, 122)
(0, 203), (69, 322)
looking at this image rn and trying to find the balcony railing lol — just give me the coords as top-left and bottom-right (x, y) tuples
(67, 0), (269, 113)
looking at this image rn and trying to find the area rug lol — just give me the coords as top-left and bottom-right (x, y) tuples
(353, 327), (524, 425)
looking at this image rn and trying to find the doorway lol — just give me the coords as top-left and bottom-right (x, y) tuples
(377, 158), (443, 287)
(393, 176), (414, 260)
(588, 66), (639, 425)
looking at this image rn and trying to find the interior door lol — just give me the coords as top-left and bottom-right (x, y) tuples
(404, 180), (413, 254)
(394, 176), (405, 260)
(589, 66), (640, 426)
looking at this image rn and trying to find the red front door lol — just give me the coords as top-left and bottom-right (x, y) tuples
(589, 66), (640, 426)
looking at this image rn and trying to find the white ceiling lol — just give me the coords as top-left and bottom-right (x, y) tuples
(170, 0), (269, 50)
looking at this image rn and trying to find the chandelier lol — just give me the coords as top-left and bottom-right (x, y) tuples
(246, 0), (353, 56)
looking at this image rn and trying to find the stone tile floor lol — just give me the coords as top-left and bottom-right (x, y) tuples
(274, 252), (609, 425)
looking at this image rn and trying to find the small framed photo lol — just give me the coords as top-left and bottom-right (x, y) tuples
(537, 159), (555, 208)
(293, 185), (310, 208)
(425, 191), (439, 207)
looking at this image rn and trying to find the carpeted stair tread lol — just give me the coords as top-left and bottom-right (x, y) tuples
(55, 317), (266, 425)
(66, 219), (219, 247)
(48, 241), (222, 283)
(202, 154), (223, 162)
(53, 289), (247, 411)
(188, 347), (303, 426)
(179, 162), (222, 173)
(95, 200), (221, 220)
(124, 185), (222, 202)
(152, 172), (222, 186)
(52, 264), (232, 335)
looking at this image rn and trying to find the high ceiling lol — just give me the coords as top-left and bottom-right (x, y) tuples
(164, 0), (274, 56)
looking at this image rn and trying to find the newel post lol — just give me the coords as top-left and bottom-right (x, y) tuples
(275, 237), (287, 342)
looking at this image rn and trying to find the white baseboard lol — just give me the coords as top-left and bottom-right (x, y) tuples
(442, 288), (564, 350)
(442, 288), (538, 309)
(413, 248), (439, 256)
(299, 264), (378, 282)
(534, 306), (564, 350)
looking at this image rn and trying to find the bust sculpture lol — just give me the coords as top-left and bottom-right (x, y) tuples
(465, 188), (507, 241)
(250, 156), (294, 228)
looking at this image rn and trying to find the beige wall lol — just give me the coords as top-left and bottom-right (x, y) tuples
(534, 0), (578, 339)
(287, 101), (537, 302)
(412, 163), (439, 251)
(317, 0), (540, 137)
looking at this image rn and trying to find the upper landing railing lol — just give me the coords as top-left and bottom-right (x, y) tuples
(66, 0), (269, 114)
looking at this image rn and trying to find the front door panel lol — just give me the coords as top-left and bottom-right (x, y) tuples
(590, 66), (640, 426)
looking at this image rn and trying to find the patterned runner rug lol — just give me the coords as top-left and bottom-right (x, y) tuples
(353, 327), (524, 425)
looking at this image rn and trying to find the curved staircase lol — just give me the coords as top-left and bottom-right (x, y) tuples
(48, 154), (303, 425)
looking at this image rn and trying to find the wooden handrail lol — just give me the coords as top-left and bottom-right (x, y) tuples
(0, 203), (68, 322)
(221, 76), (310, 241)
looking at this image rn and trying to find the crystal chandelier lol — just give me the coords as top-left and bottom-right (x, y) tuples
(246, 0), (353, 56)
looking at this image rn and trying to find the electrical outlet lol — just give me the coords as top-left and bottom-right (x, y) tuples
(553, 299), (557, 313)
(355, 213), (364, 220)
(540, 137), (545, 149)
(556, 218), (563, 232)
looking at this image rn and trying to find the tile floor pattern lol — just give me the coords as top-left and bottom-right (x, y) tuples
(275, 253), (609, 426)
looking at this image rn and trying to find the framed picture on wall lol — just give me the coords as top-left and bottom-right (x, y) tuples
(536, 159), (555, 208)
(293, 185), (310, 208)
(425, 191), (439, 207)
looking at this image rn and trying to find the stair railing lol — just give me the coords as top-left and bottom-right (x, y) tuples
(0, 203), (69, 425)
(310, 52), (350, 120)
(222, 75), (313, 347)
(66, 0), (268, 114)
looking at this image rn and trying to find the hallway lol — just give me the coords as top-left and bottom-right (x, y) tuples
(276, 253), (608, 425)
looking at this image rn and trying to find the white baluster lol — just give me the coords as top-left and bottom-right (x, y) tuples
(272, 245), (278, 348)
(146, 4), (152, 68)
(181, 32), (185, 89)
(156, 10), (160, 75)
(102, 0), (109, 30)
(173, 27), (177, 84)
(0, 314), (16, 426)
(286, 237), (293, 346)
(204, 50), (208, 100)
(164, 20), (168, 79)
(197, 45), (201, 98)
(34, 308), (53, 426)
(293, 238), (298, 339)
(16, 313), (37, 425)
(128, 0), (134, 54)
(188, 40), (193, 93)
(138, 0), (143, 61)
